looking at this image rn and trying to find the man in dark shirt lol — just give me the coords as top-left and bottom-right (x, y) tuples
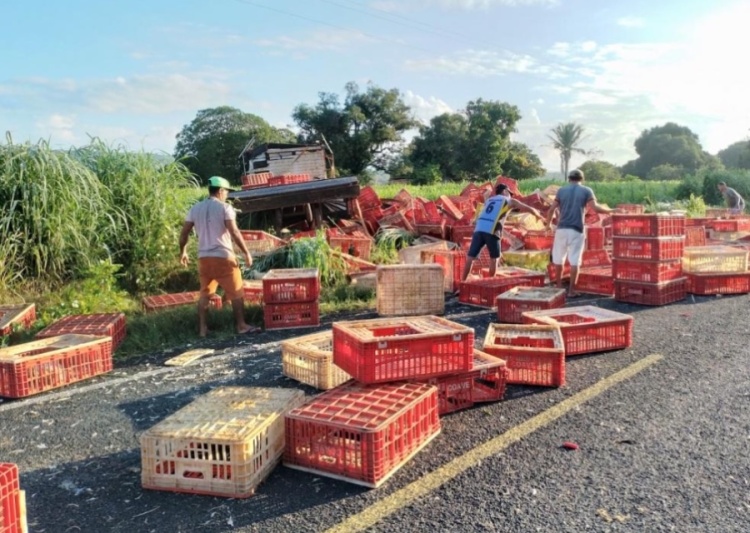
(545, 169), (616, 297)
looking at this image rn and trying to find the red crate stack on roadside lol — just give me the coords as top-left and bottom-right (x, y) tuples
(611, 214), (687, 305)
(262, 269), (320, 330)
(283, 314), (509, 487)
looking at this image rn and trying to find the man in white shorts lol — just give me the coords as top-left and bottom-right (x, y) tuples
(545, 169), (616, 297)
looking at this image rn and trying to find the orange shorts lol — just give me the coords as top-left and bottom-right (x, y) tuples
(198, 257), (243, 301)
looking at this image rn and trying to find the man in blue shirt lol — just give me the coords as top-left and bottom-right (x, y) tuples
(459, 183), (543, 283)
(545, 169), (616, 297)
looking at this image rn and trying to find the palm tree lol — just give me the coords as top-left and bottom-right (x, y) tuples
(547, 122), (587, 179)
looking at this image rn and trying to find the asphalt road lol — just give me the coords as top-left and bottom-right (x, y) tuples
(1, 293), (749, 533)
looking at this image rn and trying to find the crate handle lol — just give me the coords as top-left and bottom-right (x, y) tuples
(377, 341), (388, 349)
(452, 334), (463, 342)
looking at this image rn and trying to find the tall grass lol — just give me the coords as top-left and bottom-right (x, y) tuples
(70, 139), (198, 293)
(0, 134), (116, 286)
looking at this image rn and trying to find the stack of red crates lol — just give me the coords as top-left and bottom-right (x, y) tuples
(0, 463), (25, 533)
(261, 269), (320, 330)
(611, 214), (687, 305)
(284, 316), (507, 487)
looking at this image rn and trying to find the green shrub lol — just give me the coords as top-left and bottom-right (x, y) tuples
(412, 164), (443, 185)
(699, 168), (750, 206)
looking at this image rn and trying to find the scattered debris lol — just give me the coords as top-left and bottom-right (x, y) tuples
(164, 349), (215, 367)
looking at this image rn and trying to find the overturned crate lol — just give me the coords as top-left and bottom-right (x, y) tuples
(0, 334), (113, 398)
(521, 306), (633, 356)
(496, 287), (566, 324)
(284, 381), (440, 488)
(483, 323), (565, 388)
(141, 387), (305, 498)
(376, 264), (445, 316)
(419, 349), (508, 415)
(0, 304), (36, 337)
(333, 315), (474, 384)
(281, 331), (351, 390)
(420, 249), (466, 293)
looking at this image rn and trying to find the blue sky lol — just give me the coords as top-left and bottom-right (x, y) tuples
(1, 0), (747, 173)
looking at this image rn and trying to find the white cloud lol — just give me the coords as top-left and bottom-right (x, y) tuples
(402, 90), (453, 123)
(617, 16), (646, 28)
(405, 49), (548, 76)
(255, 30), (373, 54)
(36, 114), (78, 143)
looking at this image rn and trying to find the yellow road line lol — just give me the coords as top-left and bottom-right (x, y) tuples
(325, 353), (663, 533)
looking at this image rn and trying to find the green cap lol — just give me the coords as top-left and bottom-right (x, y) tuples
(207, 176), (236, 190)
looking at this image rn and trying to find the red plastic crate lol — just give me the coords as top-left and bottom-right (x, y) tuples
(421, 249), (466, 292)
(522, 306), (633, 356)
(482, 324), (565, 387)
(612, 236), (685, 261)
(576, 267), (613, 295)
(612, 259), (683, 283)
(684, 217), (711, 227)
(496, 287), (566, 324)
(585, 226), (605, 250)
(419, 349), (508, 415)
(142, 292), (221, 312)
(616, 204), (645, 214)
(262, 269), (320, 304)
(35, 313), (126, 351)
(523, 230), (555, 250)
(0, 334), (113, 398)
(357, 186), (381, 211)
(685, 226), (707, 247)
(327, 233), (373, 260)
(0, 304), (36, 337)
(415, 221), (448, 240)
(268, 173), (312, 186)
(240, 172), (271, 189)
(242, 280), (264, 305)
(0, 463), (24, 533)
(284, 382), (441, 488)
(449, 224), (475, 246)
(459, 271), (545, 308)
(611, 214), (686, 237)
(581, 249), (611, 268)
(614, 278), (687, 306)
(332, 316), (473, 384)
(547, 261), (570, 282)
(686, 272), (750, 295)
(263, 301), (320, 330)
(239, 230), (287, 256)
(709, 219), (750, 232)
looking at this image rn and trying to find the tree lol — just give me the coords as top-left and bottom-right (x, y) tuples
(407, 99), (538, 181)
(620, 122), (719, 178)
(292, 82), (417, 176)
(579, 160), (621, 182)
(502, 142), (546, 181)
(174, 107), (295, 183)
(409, 113), (469, 181)
(717, 140), (750, 170)
(464, 99), (522, 180)
(547, 122), (587, 179)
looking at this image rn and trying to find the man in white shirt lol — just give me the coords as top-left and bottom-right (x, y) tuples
(179, 176), (257, 337)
